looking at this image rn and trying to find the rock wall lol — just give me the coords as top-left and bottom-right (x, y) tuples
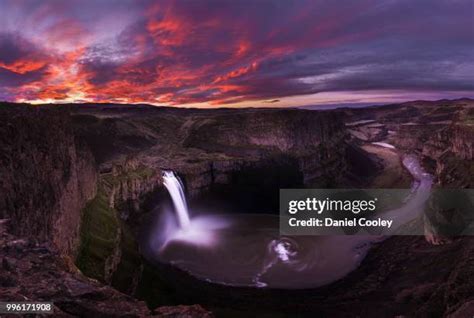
(451, 124), (474, 160)
(391, 123), (473, 187)
(0, 105), (207, 314)
(433, 124), (474, 187)
(104, 158), (162, 218)
(0, 220), (212, 317)
(179, 109), (350, 196)
(75, 157), (167, 297)
(183, 109), (344, 154)
(0, 104), (97, 257)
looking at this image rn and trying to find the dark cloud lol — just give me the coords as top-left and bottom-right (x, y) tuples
(0, 33), (32, 64)
(0, 32), (49, 88)
(0, 67), (45, 87)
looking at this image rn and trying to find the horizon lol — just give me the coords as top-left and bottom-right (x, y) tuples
(1, 0), (473, 108)
(2, 96), (472, 111)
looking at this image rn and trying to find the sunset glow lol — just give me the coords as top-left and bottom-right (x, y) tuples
(1, 0), (473, 107)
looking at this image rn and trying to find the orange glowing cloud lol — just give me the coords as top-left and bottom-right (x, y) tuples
(214, 62), (258, 84)
(0, 60), (46, 74)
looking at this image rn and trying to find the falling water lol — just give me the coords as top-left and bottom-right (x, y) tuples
(146, 151), (434, 289)
(162, 171), (191, 228)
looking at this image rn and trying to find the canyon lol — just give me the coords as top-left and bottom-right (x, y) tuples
(0, 98), (473, 317)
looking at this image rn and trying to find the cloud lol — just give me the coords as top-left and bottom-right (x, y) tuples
(0, 32), (49, 89)
(0, 0), (472, 105)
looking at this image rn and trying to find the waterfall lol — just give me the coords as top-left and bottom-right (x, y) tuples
(162, 171), (191, 228)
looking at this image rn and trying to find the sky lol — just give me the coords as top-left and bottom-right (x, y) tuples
(0, 0), (473, 108)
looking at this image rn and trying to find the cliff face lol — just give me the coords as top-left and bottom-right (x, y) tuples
(344, 100), (474, 188)
(0, 104), (211, 316)
(75, 159), (164, 291)
(451, 124), (474, 160)
(392, 123), (473, 187)
(68, 107), (356, 205)
(0, 221), (151, 317)
(0, 220), (211, 317)
(0, 105), (97, 257)
(433, 124), (474, 187)
(182, 110), (343, 154)
(173, 109), (351, 197)
(104, 159), (162, 218)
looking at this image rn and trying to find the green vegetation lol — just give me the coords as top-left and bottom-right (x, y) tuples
(102, 165), (154, 186)
(75, 183), (145, 291)
(76, 165), (153, 284)
(76, 187), (119, 281)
